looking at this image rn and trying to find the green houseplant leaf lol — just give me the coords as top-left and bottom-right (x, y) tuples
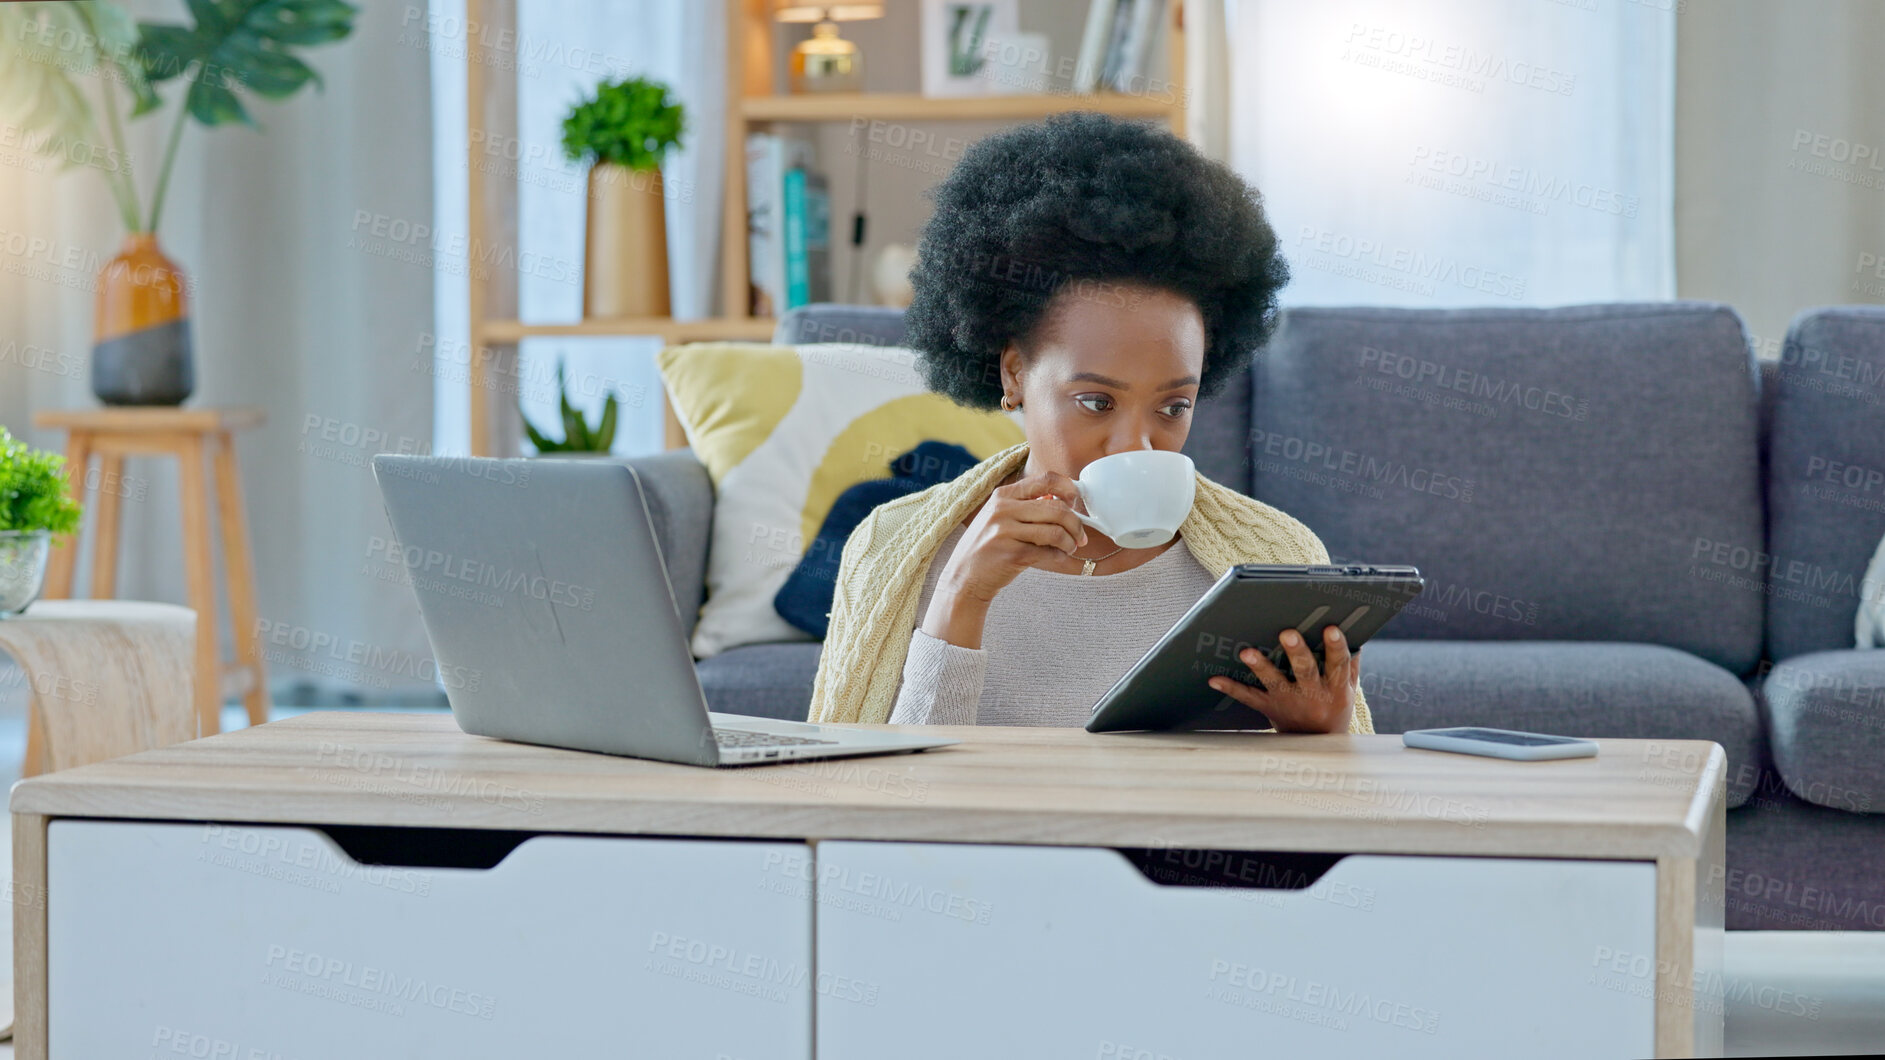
(84, 2), (162, 116)
(0, 427), (83, 539)
(0, 2), (150, 229)
(560, 75), (685, 171)
(520, 360), (622, 454)
(521, 417), (558, 454)
(140, 0), (352, 112)
(137, 0), (359, 231)
(0, 4), (109, 153)
(594, 394), (619, 452)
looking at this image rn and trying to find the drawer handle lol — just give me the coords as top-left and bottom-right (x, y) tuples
(317, 824), (534, 870)
(1114, 847), (1348, 891)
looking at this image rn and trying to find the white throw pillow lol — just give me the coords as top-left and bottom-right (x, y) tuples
(1858, 532), (1885, 649)
(656, 342), (1026, 659)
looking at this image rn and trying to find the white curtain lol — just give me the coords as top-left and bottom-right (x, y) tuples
(430, 0), (724, 458)
(1223, 0), (1675, 306)
(0, 0), (437, 705)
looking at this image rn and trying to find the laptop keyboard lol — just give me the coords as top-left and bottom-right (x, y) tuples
(714, 729), (837, 749)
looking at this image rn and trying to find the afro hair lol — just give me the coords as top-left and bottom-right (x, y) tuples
(903, 111), (1289, 410)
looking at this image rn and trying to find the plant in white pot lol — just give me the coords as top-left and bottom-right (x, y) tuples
(561, 75), (685, 319)
(0, 428), (83, 616)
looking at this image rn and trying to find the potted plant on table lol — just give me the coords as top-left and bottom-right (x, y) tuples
(0, 428), (83, 616)
(561, 75), (686, 319)
(0, 0), (357, 406)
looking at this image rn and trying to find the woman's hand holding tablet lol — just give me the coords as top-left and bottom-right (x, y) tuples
(1206, 625), (1361, 733)
(1085, 564), (1425, 734)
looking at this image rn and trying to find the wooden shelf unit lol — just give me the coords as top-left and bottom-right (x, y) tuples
(738, 88), (1184, 122)
(464, 0), (1186, 454)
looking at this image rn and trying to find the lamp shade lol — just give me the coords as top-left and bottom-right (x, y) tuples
(775, 3), (884, 22)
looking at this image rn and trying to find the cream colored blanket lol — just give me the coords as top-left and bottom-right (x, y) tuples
(807, 441), (1375, 734)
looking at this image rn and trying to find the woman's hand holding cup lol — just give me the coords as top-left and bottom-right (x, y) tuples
(939, 471), (1097, 602)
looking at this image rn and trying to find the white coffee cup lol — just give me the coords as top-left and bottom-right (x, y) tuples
(1072, 450), (1197, 549)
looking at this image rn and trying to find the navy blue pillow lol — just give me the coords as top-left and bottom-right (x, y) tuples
(773, 440), (980, 638)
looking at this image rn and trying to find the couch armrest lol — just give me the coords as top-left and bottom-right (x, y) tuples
(621, 449), (713, 640)
(1761, 649), (1885, 813)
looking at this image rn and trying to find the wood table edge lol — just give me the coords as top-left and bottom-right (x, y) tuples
(12, 812), (47, 1060)
(1652, 743), (1729, 1058)
(32, 407), (265, 432)
(6, 725), (1723, 862)
(6, 791), (1710, 863)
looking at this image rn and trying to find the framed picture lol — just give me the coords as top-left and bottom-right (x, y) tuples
(920, 0), (1020, 98)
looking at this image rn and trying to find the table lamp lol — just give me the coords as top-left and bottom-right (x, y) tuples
(775, 2), (885, 93)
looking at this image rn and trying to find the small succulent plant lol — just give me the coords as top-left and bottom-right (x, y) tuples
(522, 361), (618, 454)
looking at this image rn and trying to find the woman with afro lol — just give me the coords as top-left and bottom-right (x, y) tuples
(807, 112), (1372, 735)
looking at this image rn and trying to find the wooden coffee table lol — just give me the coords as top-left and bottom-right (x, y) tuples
(11, 713), (1726, 1058)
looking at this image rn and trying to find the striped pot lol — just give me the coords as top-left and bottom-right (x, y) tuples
(92, 233), (194, 405)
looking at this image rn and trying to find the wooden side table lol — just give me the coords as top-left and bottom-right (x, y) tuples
(0, 600), (197, 775)
(33, 407), (268, 736)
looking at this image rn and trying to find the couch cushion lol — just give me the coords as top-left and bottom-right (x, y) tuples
(773, 303), (909, 349)
(1253, 303), (1764, 674)
(1357, 640), (1763, 807)
(1763, 307), (1885, 660)
(696, 641), (822, 721)
(1182, 368), (1252, 495)
(1725, 784), (1885, 930)
(620, 450), (714, 640)
(1760, 649), (1885, 814)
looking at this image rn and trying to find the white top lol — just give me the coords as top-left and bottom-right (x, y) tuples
(888, 524), (1221, 726)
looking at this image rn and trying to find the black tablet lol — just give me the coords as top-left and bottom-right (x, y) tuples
(1085, 564), (1425, 733)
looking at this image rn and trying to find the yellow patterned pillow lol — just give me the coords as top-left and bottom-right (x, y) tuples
(657, 342), (1026, 659)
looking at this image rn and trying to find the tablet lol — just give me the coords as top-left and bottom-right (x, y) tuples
(1085, 564), (1426, 733)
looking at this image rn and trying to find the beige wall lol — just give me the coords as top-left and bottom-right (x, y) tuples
(1676, 0), (1885, 351)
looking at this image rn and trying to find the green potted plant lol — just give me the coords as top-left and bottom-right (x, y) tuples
(0, 0), (357, 406)
(561, 75), (685, 319)
(0, 427), (84, 616)
(522, 361), (621, 456)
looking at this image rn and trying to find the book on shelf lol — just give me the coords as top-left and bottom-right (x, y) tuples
(799, 168), (831, 305)
(746, 132), (828, 317)
(1076, 0), (1164, 94)
(781, 161), (830, 308)
(1114, 0), (1165, 91)
(1073, 0), (1116, 92)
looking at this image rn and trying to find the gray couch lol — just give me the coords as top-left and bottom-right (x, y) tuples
(627, 301), (1885, 931)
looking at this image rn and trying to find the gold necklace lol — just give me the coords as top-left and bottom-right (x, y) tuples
(1075, 542), (1126, 576)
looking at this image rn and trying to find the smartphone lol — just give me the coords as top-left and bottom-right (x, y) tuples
(1401, 726), (1599, 761)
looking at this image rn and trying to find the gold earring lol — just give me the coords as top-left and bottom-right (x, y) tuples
(1002, 395), (1022, 411)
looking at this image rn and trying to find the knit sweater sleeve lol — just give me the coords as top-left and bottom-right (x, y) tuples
(887, 629), (987, 724)
(886, 524), (987, 724)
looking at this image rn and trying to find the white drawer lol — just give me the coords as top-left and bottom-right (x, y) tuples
(48, 820), (811, 1059)
(815, 842), (1656, 1060)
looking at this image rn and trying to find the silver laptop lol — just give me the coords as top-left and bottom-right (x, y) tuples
(371, 454), (957, 767)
